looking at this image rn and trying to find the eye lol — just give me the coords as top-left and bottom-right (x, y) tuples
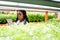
(19, 14), (21, 15)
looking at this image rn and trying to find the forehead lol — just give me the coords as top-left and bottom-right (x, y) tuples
(17, 11), (23, 14)
(17, 10), (20, 12)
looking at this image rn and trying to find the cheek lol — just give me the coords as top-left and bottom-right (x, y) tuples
(17, 15), (20, 18)
(18, 15), (24, 20)
(20, 15), (24, 19)
(20, 14), (24, 18)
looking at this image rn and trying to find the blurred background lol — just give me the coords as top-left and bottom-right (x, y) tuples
(0, 0), (60, 40)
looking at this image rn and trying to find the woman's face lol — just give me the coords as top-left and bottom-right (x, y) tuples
(17, 11), (24, 21)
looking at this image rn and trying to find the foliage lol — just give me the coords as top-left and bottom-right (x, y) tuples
(0, 21), (60, 40)
(27, 13), (55, 22)
(0, 12), (55, 23)
(0, 14), (17, 24)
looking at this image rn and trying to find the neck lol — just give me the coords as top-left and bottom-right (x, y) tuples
(20, 19), (25, 22)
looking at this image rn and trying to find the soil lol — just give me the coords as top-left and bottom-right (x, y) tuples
(0, 24), (8, 26)
(0, 22), (40, 26)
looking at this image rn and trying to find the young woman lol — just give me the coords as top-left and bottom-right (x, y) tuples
(16, 10), (29, 25)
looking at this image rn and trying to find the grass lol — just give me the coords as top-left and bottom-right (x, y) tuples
(0, 21), (60, 40)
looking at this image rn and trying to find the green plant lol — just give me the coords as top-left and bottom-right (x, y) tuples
(27, 13), (55, 22)
(0, 21), (60, 40)
(0, 14), (17, 24)
(0, 13), (55, 24)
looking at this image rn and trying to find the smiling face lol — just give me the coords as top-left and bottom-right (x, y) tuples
(17, 11), (24, 22)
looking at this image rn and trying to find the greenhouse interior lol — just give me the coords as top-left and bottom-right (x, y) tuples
(0, 0), (60, 40)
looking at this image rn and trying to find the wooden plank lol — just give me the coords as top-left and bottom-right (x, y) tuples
(55, 12), (58, 18)
(6, 11), (10, 14)
(58, 12), (60, 18)
(0, 24), (8, 26)
(45, 11), (48, 22)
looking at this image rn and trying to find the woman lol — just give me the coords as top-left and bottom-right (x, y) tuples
(16, 10), (29, 25)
